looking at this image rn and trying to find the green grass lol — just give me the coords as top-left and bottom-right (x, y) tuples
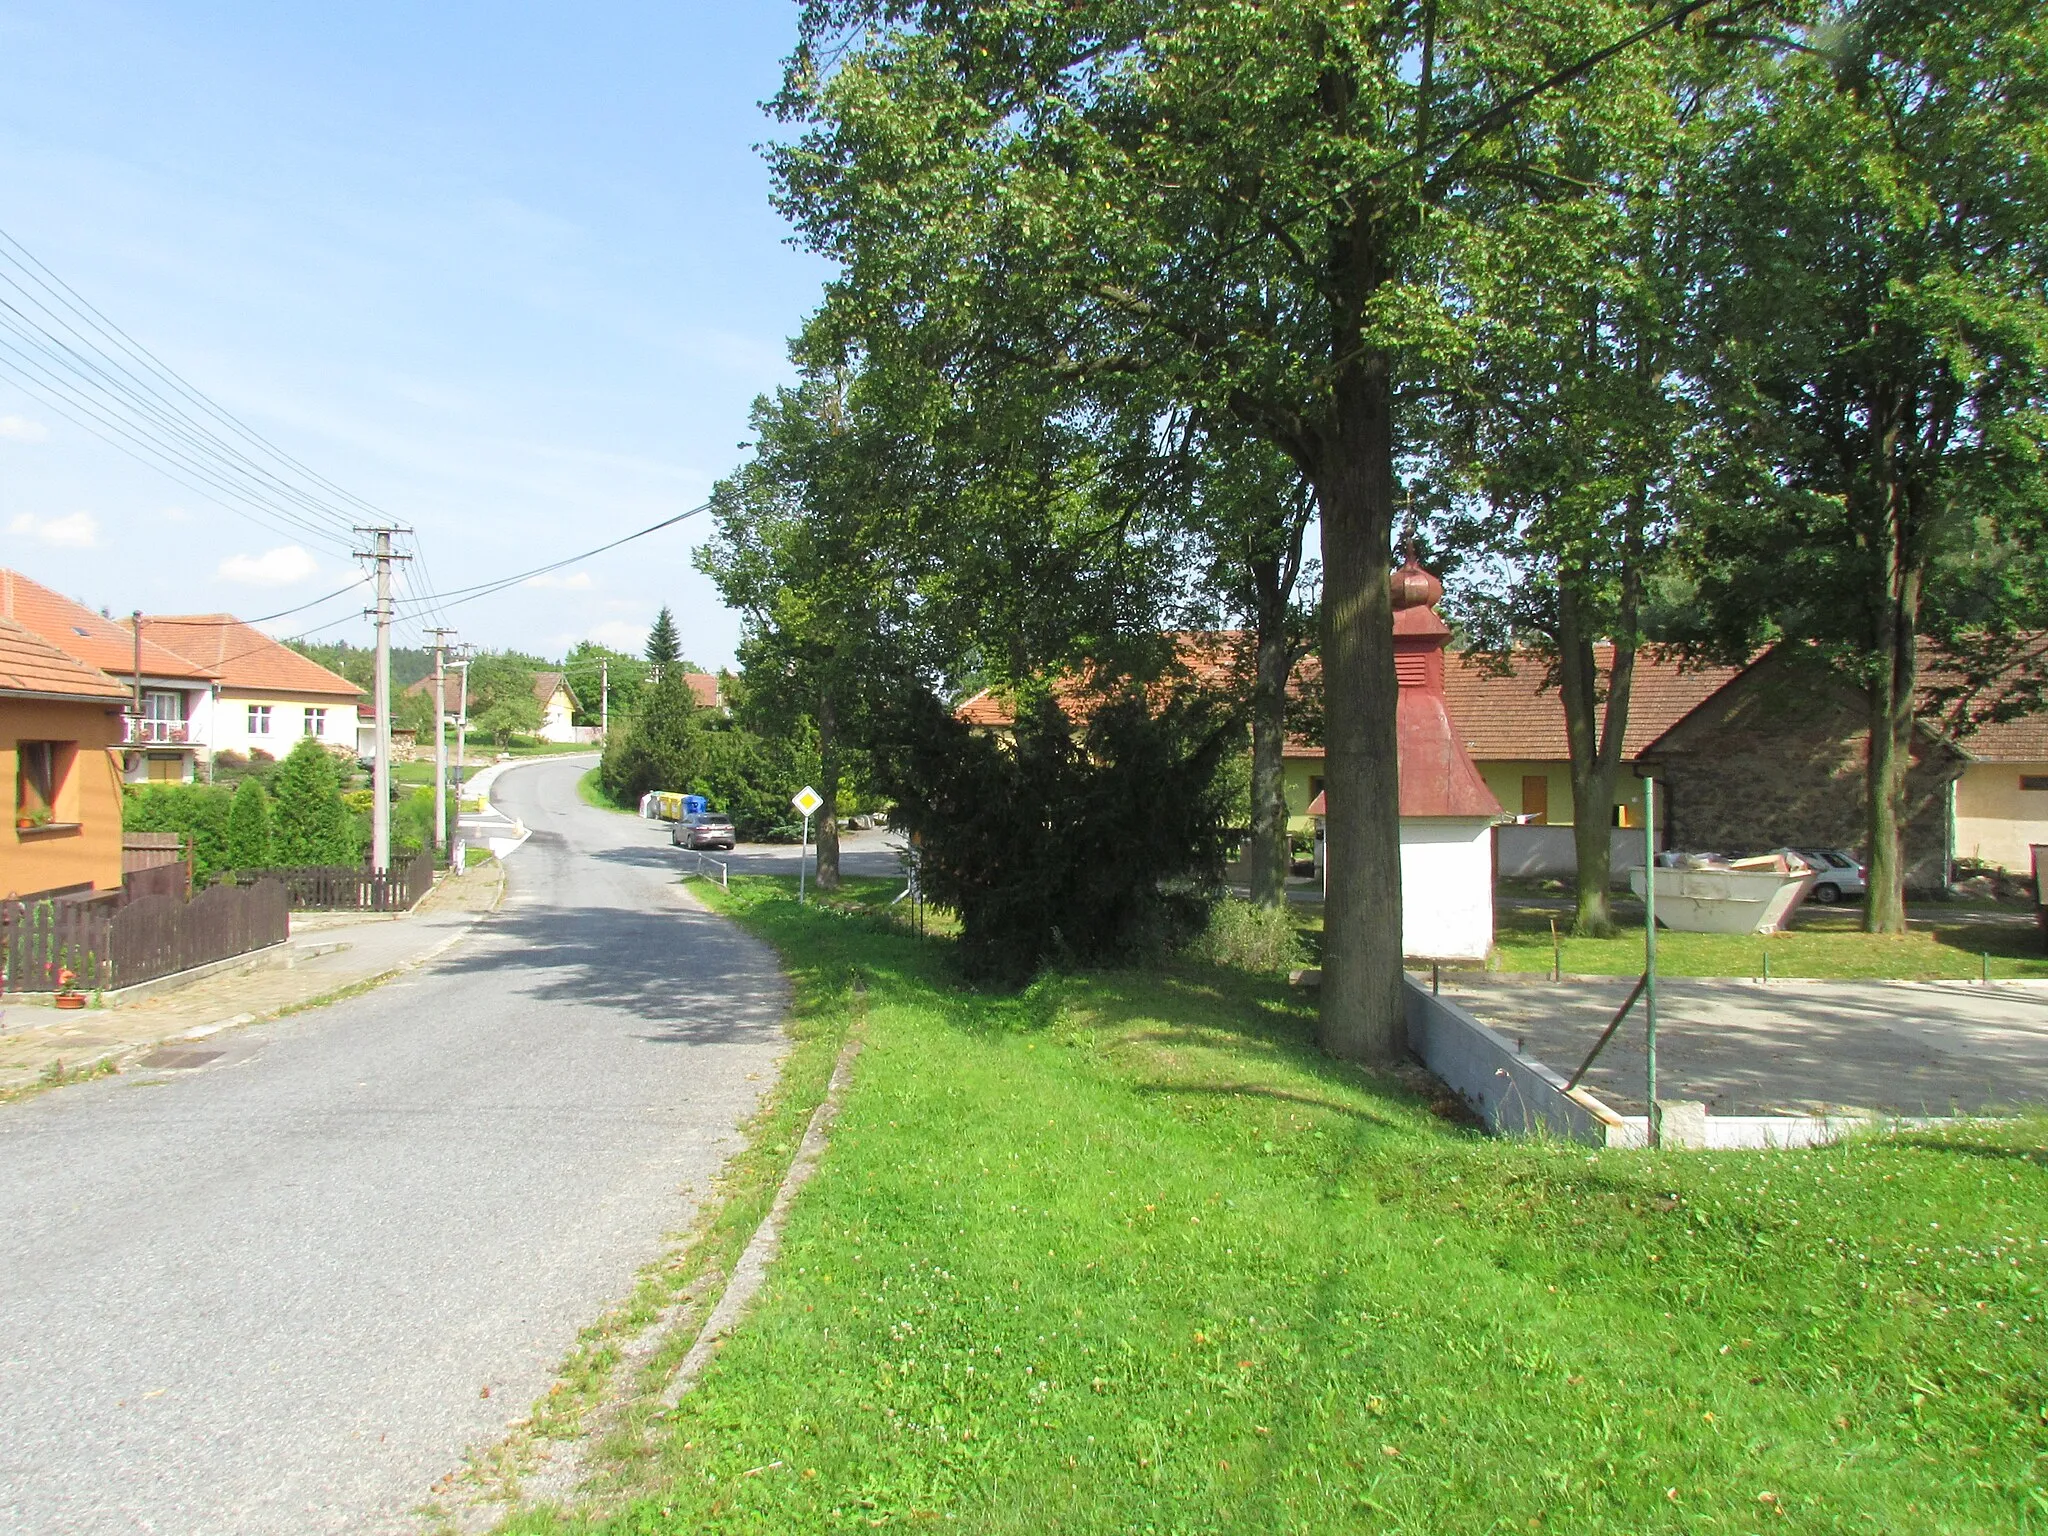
(505, 877), (2048, 1535)
(577, 766), (634, 814)
(1290, 899), (2048, 982)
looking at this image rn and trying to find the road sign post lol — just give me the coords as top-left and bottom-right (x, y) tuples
(793, 785), (823, 904)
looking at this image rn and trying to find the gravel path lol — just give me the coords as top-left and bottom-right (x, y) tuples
(0, 756), (787, 1535)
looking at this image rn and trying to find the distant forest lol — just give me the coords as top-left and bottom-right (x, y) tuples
(286, 640), (435, 692)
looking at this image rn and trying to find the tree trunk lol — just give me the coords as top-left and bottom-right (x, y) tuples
(816, 686), (841, 892)
(1313, 351), (1405, 1065)
(1246, 604), (1293, 909)
(1864, 513), (1920, 934)
(1556, 571), (1638, 938)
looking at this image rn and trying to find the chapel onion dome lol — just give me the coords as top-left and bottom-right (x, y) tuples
(1389, 553), (1444, 611)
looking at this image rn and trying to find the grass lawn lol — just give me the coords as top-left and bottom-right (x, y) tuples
(507, 877), (2048, 1534)
(1289, 900), (2048, 982)
(578, 766), (634, 814)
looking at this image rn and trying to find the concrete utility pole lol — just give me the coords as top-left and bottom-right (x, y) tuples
(600, 657), (608, 742)
(427, 626), (458, 856)
(453, 647), (472, 796)
(355, 526), (411, 874)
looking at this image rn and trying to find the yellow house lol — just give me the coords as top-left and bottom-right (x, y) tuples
(2, 616), (132, 901)
(1950, 714), (2048, 873)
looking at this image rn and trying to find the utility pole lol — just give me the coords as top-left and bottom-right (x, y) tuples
(355, 526), (411, 874)
(600, 657), (609, 742)
(453, 646), (472, 797)
(426, 626), (458, 858)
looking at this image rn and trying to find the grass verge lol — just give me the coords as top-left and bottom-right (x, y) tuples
(503, 876), (2048, 1534)
(578, 767), (635, 814)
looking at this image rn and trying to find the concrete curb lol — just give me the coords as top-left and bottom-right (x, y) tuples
(661, 1028), (864, 1408)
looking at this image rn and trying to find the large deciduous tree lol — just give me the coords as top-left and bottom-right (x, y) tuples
(1691, 0), (2048, 929)
(1435, 49), (1720, 935)
(773, 0), (1702, 1060)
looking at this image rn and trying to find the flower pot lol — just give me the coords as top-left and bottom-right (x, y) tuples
(54, 992), (87, 1010)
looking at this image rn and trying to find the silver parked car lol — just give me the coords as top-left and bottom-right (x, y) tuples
(1782, 847), (1867, 904)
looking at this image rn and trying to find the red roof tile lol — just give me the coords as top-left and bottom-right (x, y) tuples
(1443, 646), (1741, 762)
(0, 615), (133, 701)
(0, 569), (215, 683)
(135, 614), (363, 698)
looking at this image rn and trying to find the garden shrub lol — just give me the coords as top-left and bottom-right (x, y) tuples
(1185, 896), (1307, 974)
(271, 738), (359, 866)
(122, 784), (233, 883)
(872, 686), (1238, 984)
(224, 778), (274, 870)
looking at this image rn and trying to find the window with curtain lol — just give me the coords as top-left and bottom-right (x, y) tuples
(15, 741), (65, 825)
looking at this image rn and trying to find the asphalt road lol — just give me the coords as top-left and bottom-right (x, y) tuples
(0, 756), (787, 1535)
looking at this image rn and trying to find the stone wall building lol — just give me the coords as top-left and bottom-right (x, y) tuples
(1636, 647), (1964, 891)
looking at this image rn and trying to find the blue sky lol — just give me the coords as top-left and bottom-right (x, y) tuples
(0, 1), (830, 669)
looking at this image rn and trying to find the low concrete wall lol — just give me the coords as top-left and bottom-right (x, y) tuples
(1402, 979), (1625, 1145)
(1496, 824), (1660, 883)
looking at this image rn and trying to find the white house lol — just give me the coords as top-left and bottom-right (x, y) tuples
(0, 568), (217, 785)
(135, 614), (363, 768)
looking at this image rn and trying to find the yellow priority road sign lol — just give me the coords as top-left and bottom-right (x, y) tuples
(792, 785), (823, 818)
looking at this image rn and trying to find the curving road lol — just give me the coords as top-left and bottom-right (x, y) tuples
(0, 756), (786, 1534)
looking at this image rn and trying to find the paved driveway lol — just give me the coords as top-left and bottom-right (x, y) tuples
(1449, 975), (2048, 1116)
(0, 757), (787, 1535)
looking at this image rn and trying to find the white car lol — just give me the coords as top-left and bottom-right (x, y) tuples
(1783, 847), (1867, 904)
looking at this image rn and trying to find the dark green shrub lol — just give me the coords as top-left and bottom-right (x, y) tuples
(272, 738), (357, 865)
(872, 687), (1238, 984)
(122, 784), (233, 882)
(224, 778), (274, 870)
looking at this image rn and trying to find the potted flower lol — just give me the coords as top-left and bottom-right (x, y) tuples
(16, 806), (52, 831)
(53, 966), (88, 1009)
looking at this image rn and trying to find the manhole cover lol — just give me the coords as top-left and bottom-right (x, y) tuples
(138, 1048), (223, 1070)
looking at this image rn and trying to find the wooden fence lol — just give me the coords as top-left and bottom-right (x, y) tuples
(1, 878), (287, 993)
(254, 848), (437, 913)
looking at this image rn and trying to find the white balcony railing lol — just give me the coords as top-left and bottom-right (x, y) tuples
(125, 718), (189, 746)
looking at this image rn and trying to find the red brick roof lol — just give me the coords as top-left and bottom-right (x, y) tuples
(0, 569), (215, 683)
(1961, 714), (2048, 762)
(0, 615), (133, 701)
(686, 671), (722, 710)
(136, 614), (363, 699)
(1444, 646), (1742, 762)
(956, 633), (1254, 729)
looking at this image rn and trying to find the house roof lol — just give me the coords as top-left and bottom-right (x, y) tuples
(1965, 716), (2048, 762)
(686, 671), (722, 710)
(534, 670), (577, 708)
(1443, 646), (1743, 762)
(134, 614), (363, 699)
(0, 569), (216, 683)
(0, 615), (134, 702)
(955, 632), (1255, 730)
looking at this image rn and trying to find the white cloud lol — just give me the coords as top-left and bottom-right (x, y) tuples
(218, 545), (319, 586)
(0, 415), (50, 443)
(587, 620), (648, 653)
(524, 569), (593, 590)
(8, 510), (100, 547)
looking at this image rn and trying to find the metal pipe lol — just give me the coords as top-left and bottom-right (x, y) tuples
(1643, 773), (1660, 1147)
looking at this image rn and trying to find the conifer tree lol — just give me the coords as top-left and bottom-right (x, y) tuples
(271, 738), (355, 866)
(645, 606), (682, 670)
(224, 777), (274, 871)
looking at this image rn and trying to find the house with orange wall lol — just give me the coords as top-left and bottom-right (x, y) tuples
(1, 616), (132, 901)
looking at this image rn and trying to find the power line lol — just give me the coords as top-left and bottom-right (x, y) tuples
(394, 500), (712, 614)
(140, 577), (374, 628)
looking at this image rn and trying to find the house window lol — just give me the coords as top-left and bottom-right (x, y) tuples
(2021, 774), (2048, 792)
(247, 704), (272, 736)
(1308, 776), (1325, 803)
(304, 707), (327, 738)
(15, 740), (71, 828)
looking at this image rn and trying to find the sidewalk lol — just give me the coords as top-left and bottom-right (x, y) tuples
(0, 860), (505, 1100)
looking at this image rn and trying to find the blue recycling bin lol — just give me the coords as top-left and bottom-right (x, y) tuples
(683, 794), (708, 817)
